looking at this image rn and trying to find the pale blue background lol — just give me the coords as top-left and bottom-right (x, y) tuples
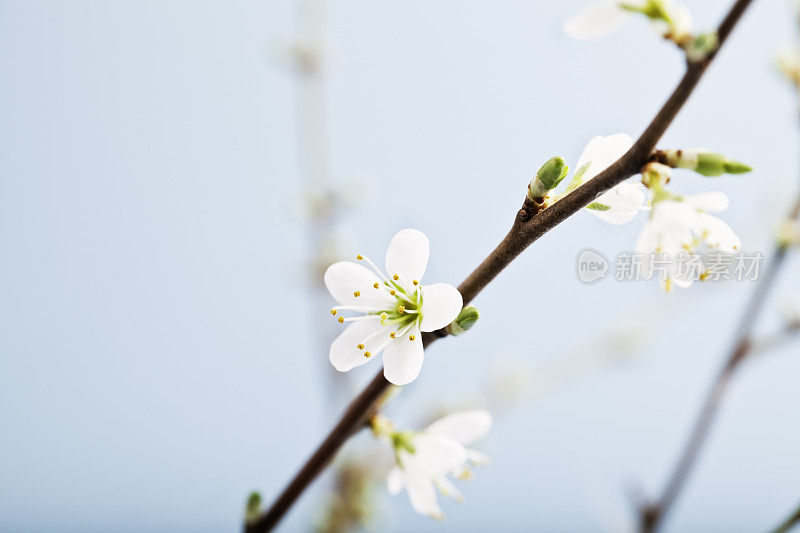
(2, 1), (800, 532)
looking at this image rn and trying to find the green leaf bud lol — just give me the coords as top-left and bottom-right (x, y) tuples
(446, 306), (480, 336)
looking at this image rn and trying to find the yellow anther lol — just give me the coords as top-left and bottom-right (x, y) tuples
(390, 290), (396, 296)
(389, 332), (396, 339)
(393, 274), (399, 280)
(356, 254), (363, 260)
(409, 334), (415, 341)
(412, 280), (419, 286)
(397, 306), (405, 314)
(357, 343), (365, 350)
(699, 270), (711, 282)
(353, 291), (360, 297)
(364, 351), (372, 358)
(330, 309), (337, 316)
(373, 282), (379, 289)
(338, 316), (344, 323)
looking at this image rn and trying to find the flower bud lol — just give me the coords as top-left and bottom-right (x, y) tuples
(655, 149), (751, 177)
(528, 156), (568, 200)
(446, 306), (480, 336)
(245, 491), (262, 522)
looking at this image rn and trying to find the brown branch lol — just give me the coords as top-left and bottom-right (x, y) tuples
(769, 499), (800, 533)
(638, 195), (800, 533)
(247, 1), (756, 531)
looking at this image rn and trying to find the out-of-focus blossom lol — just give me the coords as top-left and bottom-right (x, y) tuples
(564, 0), (692, 45)
(373, 411), (492, 520)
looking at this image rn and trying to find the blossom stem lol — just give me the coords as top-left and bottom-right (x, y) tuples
(246, 1), (756, 531)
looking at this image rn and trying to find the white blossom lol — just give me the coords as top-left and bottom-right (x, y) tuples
(560, 134), (649, 225)
(324, 229), (462, 385)
(384, 410), (492, 520)
(635, 192), (741, 289)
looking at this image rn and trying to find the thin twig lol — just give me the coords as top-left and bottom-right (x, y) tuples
(639, 190), (800, 533)
(769, 499), (800, 533)
(248, 1), (756, 530)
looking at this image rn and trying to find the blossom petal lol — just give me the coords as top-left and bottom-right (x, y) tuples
(382, 328), (424, 385)
(324, 261), (392, 307)
(406, 434), (468, 475)
(588, 182), (647, 225)
(434, 475), (463, 502)
(419, 283), (463, 332)
(684, 192), (729, 213)
(425, 410), (492, 445)
(404, 474), (442, 519)
(387, 467), (405, 495)
(385, 229), (429, 290)
(696, 213), (741, 251)
(575, 134), (634, 182)
(329, 320), (386, 372)
(564, 1), (633, 40)
(466, 449), (491, 466)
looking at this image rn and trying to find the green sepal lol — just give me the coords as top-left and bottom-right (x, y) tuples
(586, 202), (611, 211)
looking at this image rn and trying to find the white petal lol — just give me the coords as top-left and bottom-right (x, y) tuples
(387, 466), (405, 495)
(564, 0), (633, 40)
(696, 213), (741, 251)
(404, 474), (443, 519)
(425, 410), (492, 445)
(588, 207), (639, 225)
(669, 4), (693, 37)
(419, 283), (463, 332)
(382, 327), (424, 385)
(433, 475), (463, 502)
(465, 449), (491, 466)
(329, 320), (386, 372)
(385, 229), (429, 290)
(575, 134), (634, 182)
(588, 183), (647, 225)
(406, 434), (468, 475)
(684, 192), (729, 213)
(324, 261), (391, 307)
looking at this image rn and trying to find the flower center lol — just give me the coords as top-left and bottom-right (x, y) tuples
(330, 254), (424, 357)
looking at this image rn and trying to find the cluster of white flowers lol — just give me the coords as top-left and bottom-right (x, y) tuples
(373, 410), (492, 520)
